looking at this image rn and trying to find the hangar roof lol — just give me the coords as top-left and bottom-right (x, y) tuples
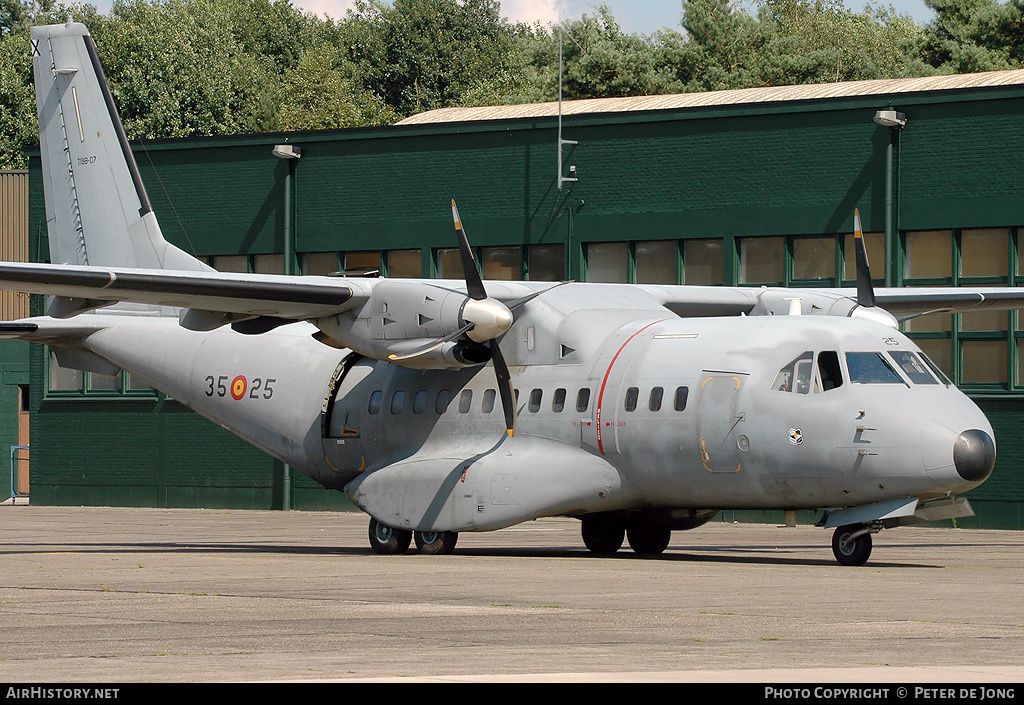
(396, 69), (1024, 125)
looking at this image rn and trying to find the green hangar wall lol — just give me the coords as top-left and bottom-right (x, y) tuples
(20, 69), (1024, 528)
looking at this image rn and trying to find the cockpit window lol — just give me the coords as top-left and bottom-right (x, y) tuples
(887, 351), (939, 385)
(817, 351), (843, 391)
(773, 352), (813, 394)
(920, 353), (953, 387)
(846, 352), (905, 384)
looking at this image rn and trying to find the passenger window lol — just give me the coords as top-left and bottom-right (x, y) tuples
(773, 352), (813, 394)
(846, 352), (905, 384)
(888, 351), (939, 385)
(413, 390), (428, 414)
(435, 389), (451, 414)
(576, 388), (591, 412)
(458, 389), (473, 413)
(624, 387), (639, 412)
(390, 390), (406, 414)
(674, 386), (688, 411)
(552, 388), (566, 412)
(649, 386), (663, 412)
(368, 390), (383, 415)
(817, 351), (843, 391)
(482, 389), (496, 413)
(529, 389), (543, 413)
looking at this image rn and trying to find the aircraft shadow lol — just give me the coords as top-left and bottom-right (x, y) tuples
(0, 542), (940, 568)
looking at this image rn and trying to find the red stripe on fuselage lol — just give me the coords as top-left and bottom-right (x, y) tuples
(596, 320), (665, 455)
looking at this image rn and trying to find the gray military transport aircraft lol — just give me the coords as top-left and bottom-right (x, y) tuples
(3, 22), (1013, 565)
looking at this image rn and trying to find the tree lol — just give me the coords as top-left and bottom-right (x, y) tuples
(339, 0), (531, 117)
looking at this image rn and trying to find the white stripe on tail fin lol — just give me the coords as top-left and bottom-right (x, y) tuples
(31, 22), (209, 274)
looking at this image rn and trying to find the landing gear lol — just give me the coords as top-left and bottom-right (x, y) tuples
(626, 523), (672, 556)
(581, 515), (625, 555)
(581, 515), (673, 556)
(414, 530), (458, 555)
(368, 518), (412, 555)
(831, 523), (873, 566)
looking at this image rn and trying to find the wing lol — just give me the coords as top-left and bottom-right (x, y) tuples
(0, 262), (370, 325)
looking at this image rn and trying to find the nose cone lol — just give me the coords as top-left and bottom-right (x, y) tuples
(954, 429), (996, 483)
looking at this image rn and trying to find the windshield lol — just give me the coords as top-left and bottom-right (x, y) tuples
(887, 350), (939, 385)
(846, 352), (906, 385)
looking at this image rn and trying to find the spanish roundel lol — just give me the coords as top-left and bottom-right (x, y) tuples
(231, 375), (247, 400)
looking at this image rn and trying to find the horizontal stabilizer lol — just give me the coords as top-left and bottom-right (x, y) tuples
(0, 317), (108, 343)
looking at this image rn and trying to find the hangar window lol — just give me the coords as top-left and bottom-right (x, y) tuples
(302, 252), (340, 275)
(386, 249), (421, 278)
(586, 242), (629, 283)
(634, 241), (677, 285)
(46, 349), (156, 398)
(528, 244), (565, 281)
(792, 237), (835, 281)
(482, 247), (522, 280)
(682, 239), (724, 285)
(739, 237), (784, 284)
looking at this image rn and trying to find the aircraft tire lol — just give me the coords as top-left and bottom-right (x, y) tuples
(626, 523), (672, 556)
(831, 524), (872, 566)
(581, 515), (625, 555)
(368, 518), (412, 555)
(415, 530), (458, 555)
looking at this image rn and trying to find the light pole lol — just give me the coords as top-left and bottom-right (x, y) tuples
(272, 144), (300, 509)
(873, 110), (906, 288)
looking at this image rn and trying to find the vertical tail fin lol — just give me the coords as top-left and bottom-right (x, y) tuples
(31, 22), (208, 273)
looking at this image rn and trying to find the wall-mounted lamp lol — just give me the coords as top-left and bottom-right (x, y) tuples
(873, 110), (907, 128)
(272, 144), (301, 160)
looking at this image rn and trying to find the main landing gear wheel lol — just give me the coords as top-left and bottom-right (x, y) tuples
(368, 518), (412, 555)
(581, 515), (625, 555)
(831, 523), (873, 566)
(415, 530), (458, 555)
(626, 523), (672, 556)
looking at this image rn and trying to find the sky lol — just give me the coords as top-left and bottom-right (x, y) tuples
(89, 0), (938, 29)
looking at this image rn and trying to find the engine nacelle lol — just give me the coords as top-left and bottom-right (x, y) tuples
(312, 280), (502, 369)
(753, 289), (898, 328)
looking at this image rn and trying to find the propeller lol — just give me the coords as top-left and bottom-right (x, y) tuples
(850, 209), (899, 328)
(389, 201), (531, 437)
(852, 209), (876, 308)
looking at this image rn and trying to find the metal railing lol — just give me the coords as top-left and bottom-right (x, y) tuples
(9, 445), (28, 502)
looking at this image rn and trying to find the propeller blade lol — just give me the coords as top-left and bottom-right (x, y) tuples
(489, 338), (517, 437)
(452, 200), (487, 301)
(387, 322), (475, 362)
(505, 280), (574, 313)
(853, 209), (876, 308)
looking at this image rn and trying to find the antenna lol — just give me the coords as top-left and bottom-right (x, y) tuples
(557, 0), (578, 190)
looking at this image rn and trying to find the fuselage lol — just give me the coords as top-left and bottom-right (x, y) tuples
(77, 309), (994, 528)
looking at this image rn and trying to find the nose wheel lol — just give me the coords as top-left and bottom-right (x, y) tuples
(831, 523), (873, 566)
